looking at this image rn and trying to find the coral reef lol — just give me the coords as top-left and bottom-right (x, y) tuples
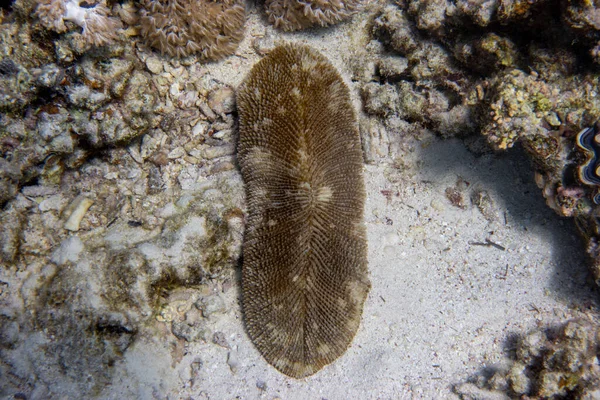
(237, 44), (370, 378)
(265, 0), (365, 31)
(364, 1), (600, 282)
(0, 100), (244, 396)
(139, 0), (245, 59)
(454, 319), (600, 399)
(0, 0), (599, 393)
(576, 121), (600, 203)
(1, 0), (250, 391)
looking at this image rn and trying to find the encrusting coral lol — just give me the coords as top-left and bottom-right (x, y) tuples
(35, 0), (122, 46)
(139, 0), (245, 59)
(265, 0), (365, 31)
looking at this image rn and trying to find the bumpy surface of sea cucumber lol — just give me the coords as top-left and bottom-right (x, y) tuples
(139, 0), (245, 59)
(237, 44), (370, 378)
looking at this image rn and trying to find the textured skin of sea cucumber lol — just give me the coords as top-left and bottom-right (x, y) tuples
(236, 44), (370, 378)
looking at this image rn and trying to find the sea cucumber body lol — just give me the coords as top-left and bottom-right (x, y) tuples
(237, 44), (370, 378)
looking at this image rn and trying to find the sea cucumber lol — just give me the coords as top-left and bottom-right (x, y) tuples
(237, 44), (370, 378)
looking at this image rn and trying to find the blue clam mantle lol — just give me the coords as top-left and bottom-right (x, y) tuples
(577, 122), (600, 204)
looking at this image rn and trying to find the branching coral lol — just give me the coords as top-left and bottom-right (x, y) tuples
(265, 0), (365, 31)
(35, 0), (122, 46)
(139, 0), (245, 59)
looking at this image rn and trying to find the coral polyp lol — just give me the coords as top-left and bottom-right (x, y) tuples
(265, 0), (365, 31)
(139, 0), (246, 59)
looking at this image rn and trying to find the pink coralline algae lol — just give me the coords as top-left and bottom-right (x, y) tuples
(139, 0), (246, 59)
(35, 0), (122, 46)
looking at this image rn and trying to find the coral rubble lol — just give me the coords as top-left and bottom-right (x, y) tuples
(454, 319), (600, 399)
(1, 0), (248, 393)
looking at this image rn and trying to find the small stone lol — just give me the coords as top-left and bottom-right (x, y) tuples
(37, 111), (69, 141)
(212, 331), (229, 349)
(51, 236), (84, 265)
(36, 64), (64, 88)
(190, 360), (203, 388)
(253, 31), (276, 56)
(196, 295), (226, 318)
(39, 194), (66, 212)
(199, 102), (217, 121)
(472, 189), (497, 222)
(212, 129), (230, 140)
(227, 350), (239, 374)
(544, 112), (561, 128)
(192, 121), (209, 137)
(256, 380), (267, 391)
(148, 166), (164, 194)
(171, 320), (209, 342)
(64, 195), (94, 231)
(146, 56), (164, 74)
(202, 145), (235, 159)
(0, 206), (23, 264)
(208, 87), (235, 115)
(168, 147), (187, 159)
(209, 161), (234, 175)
